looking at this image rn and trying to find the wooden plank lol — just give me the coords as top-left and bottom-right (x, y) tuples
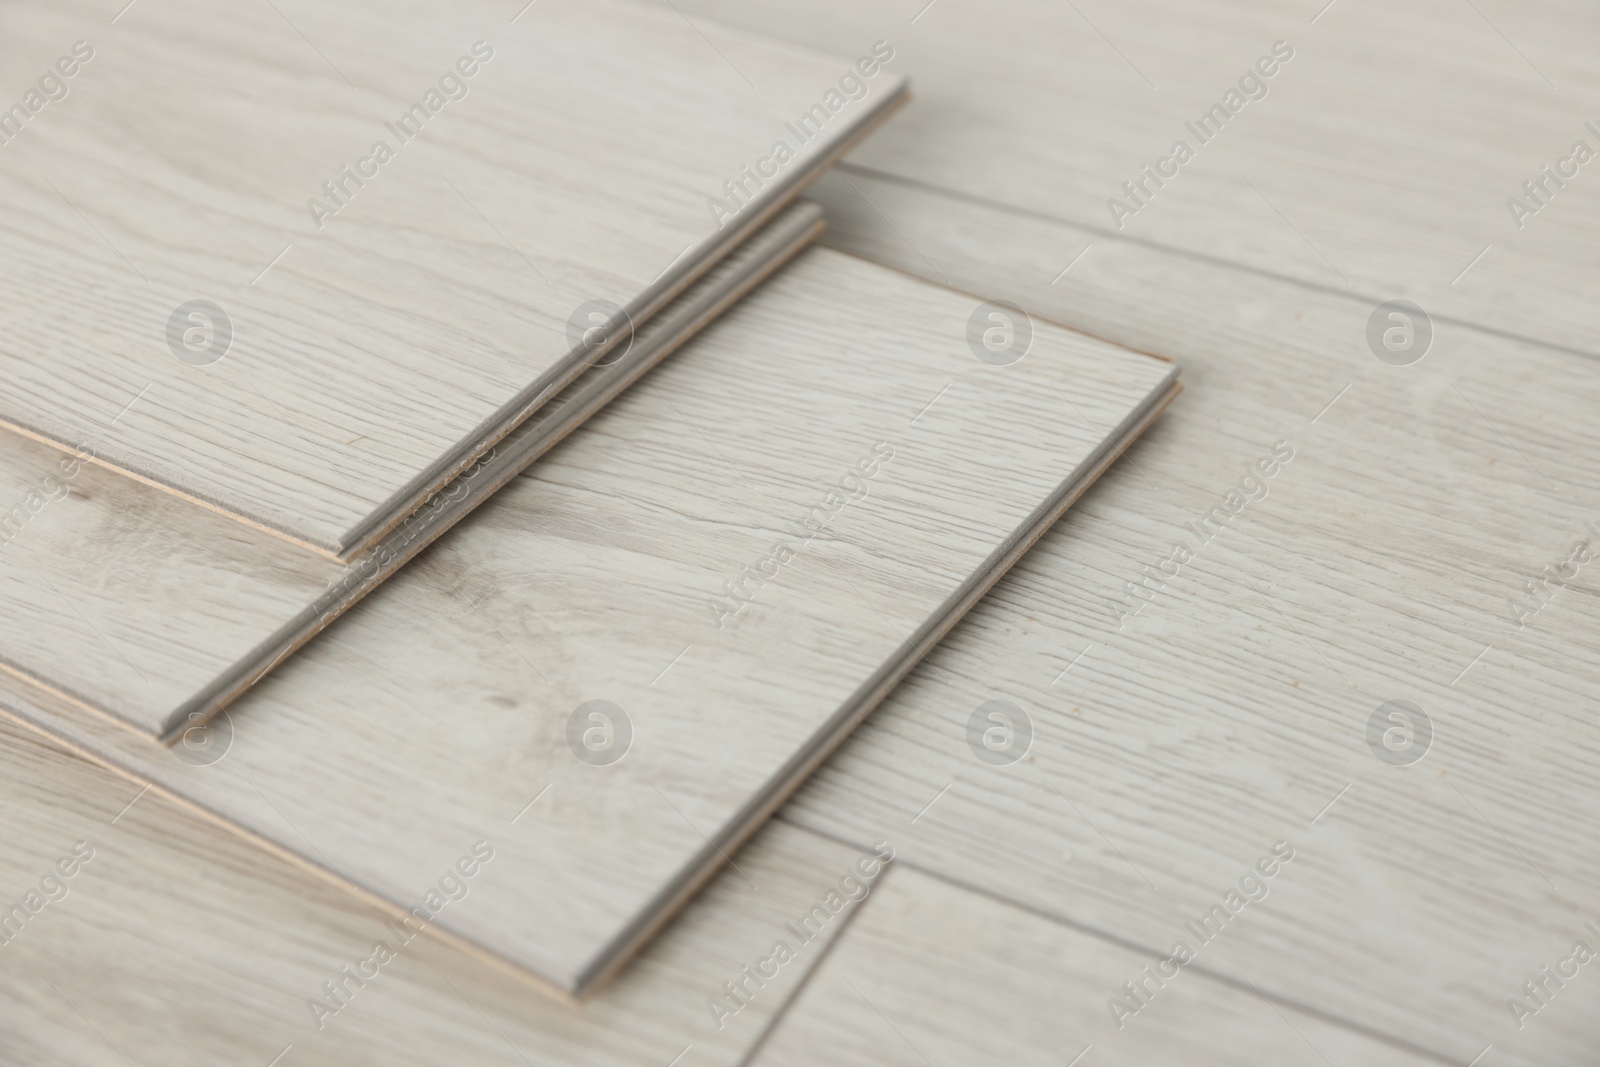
(0, 247), (1179, 997)
(774, 170), (1600, 1066)
(0, 0), (908, 554)
(0, 714), (878, 1067)
(646, 0), (1600, 356)
(752, 861), (1442, 1066)
(0, 200), (825, 744)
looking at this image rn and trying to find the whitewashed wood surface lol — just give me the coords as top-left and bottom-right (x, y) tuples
(605, 5), (1600, 1059)
(768, 170), (1600, 1066)
(0, 247), (1178, 996)
(8, 1), (1593, 1060)
(649, 0), (1599, 357)
(0, 0), (906, 553)
(752, 861), (1439, 1067)
(0, 201), (823, 744)
(0, 702), (1454, 1067)
(0, 715), (880, 1067)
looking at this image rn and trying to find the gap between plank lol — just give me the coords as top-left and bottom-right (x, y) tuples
(831, 161), (1600, 365)
(774, 815), (1468, 1067)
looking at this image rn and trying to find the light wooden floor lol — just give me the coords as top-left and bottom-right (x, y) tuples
(5, 0), (1598, 1064)
(693, 1), (1597, 1063)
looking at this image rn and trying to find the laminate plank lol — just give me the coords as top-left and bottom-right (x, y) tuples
(751, 862), (1442, 1067)
(647, 0), (1600, 355)
(0, 200), (825, 744)
(773, 171), (1600, 1066)
(0, 247), (1179, 997)
(0, 715), (879, 1067)
(0, 0), (908, 554)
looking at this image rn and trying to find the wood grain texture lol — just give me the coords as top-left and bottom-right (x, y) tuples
(649, 0), (1600, 356)
(0, 0), (908, 553)
(0, 200), (825, 744)
(774, 170), (1600, 1066)
(752, 861), (1440, 1067)
(0, 715), (877, 1067)
(0, 247), (1178, 996)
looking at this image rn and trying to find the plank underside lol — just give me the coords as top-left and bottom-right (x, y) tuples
(0, 201), (826, 744)
(0, 0), (908, 553)
(0, 246), (1178, 997)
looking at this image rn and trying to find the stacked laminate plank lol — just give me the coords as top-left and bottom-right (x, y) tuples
(0, 0), (908, 556)
(0, 201), (826, 742)
(0, 244), (1179, 996)
(0, 0), (907, 738)
(0, 0), (1196, 1052)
